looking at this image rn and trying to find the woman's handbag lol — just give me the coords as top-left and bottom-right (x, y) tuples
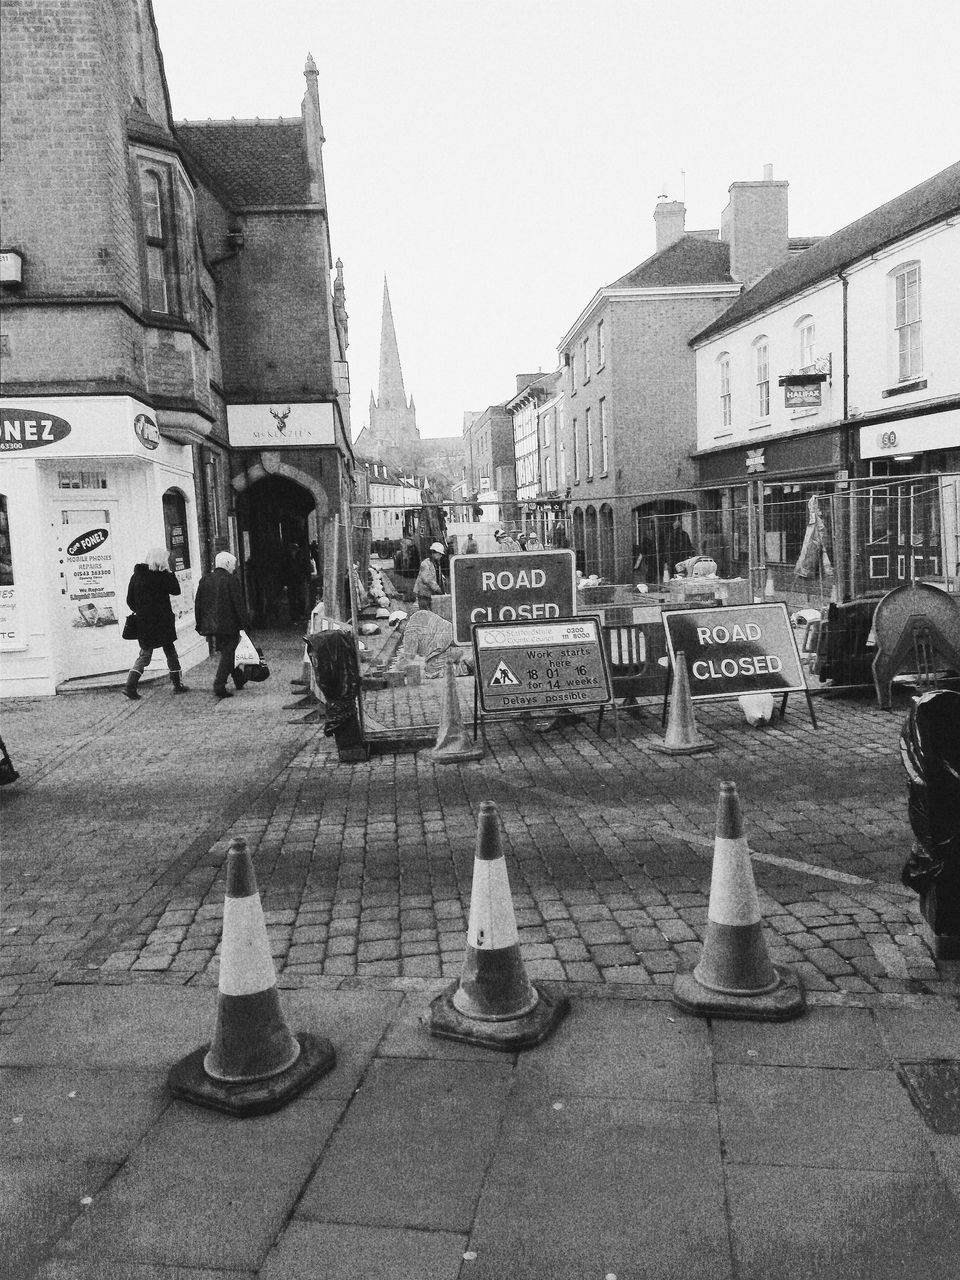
(122, 613), (138, 640)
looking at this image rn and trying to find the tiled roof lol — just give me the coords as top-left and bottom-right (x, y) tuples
(692, 161), (960, 344)
(608, 236), (734, 289)
(175, 119), (310, 207)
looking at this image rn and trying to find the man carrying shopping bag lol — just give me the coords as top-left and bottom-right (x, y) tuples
(194, 551), (256, 700)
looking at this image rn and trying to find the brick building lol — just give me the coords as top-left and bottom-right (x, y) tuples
(0, 1), (352, 694)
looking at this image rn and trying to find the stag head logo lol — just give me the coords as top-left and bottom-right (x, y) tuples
(269, 406), (292, 434)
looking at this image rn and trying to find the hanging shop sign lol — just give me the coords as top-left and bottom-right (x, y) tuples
(783, 382), (822, 408)
(0, 408), (71, 452)
(450, 548), (576, 645)
(662, 603), (806, 701)
(472, 616), (612, 715)
(134, 412), (160, 450)
(227, 401), (336, 448)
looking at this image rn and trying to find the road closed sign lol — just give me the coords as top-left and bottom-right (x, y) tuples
(663, 602), (806, 701)
(450, 549), (576, 645)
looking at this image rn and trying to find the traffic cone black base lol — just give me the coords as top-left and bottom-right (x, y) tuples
(429, 982), (570, 1052)
(672, 966), (805, 1022)
(167, 1031), (335, 1118)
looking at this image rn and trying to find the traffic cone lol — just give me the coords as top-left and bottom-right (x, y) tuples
(167, 838), (335, 1116)
(655, 652), (715, 754)
(429, 800), (569, 1050)
(673, 782), (805, 1021)
(430, 654), (483, 763)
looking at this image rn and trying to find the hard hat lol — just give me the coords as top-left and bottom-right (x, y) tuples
(430, 542), (445, 553)
(388, 610), (407, 628)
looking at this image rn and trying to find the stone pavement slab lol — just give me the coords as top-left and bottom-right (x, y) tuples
(3, 985), (959, 1280)
(725, 1164), (960, 1280)
(465, 1096), (729, 1280)
(260, 1221), (466, 1280)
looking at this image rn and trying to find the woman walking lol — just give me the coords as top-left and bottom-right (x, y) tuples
(123, 547), (188, 700)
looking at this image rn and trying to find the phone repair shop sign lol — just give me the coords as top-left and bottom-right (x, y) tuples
(450, 548), (576, 645)
(662, 602), (806, 701)
(472, 616), (611, 714)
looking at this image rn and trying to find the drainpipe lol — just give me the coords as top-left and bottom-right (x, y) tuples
(839, 269), (854, 599)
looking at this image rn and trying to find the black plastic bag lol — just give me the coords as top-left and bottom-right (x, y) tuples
(305, 630), (362, 736)
(900, 690), (960, 894)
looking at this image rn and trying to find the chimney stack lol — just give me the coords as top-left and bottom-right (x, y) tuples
(654, 199), (686, 252)
(720, 165), (788, 287)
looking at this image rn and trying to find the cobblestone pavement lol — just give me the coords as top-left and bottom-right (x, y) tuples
(2, 628), (958, 1040)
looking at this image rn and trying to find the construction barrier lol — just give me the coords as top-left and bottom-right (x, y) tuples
(168, 837), (336, 1116)
(673, 781), (806, 1021)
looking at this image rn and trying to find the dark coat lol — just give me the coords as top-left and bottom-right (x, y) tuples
(126, 565), (180, 648)
(194, 566), (249, 637)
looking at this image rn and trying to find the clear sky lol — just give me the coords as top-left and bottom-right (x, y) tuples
(152, 0), (959, 440)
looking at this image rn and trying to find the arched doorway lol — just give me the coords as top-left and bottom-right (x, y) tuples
(632, 498), (696, 584)
(599, 504), (615, 579)
(235, 474), (317, 626)
(584, 506), (599, 576)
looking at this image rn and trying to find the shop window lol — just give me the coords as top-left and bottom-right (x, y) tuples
(163, 489), (190, 572)
(0, 493), (13, 587)
(58, 470), (107, 490)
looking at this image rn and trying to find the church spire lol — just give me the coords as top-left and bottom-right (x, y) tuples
(377, 277), (408, 410)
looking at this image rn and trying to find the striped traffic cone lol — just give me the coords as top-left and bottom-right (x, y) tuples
(673, 782), (805, 1021)
(167, 838), (335, 1116)
(431, 654), (483, 763)
(429, 800), (569, 1050)
(655, 652), (715, 754)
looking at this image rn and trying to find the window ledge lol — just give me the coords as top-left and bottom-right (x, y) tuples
(712, 431), (734, 441)
(882, 378), (927, 398)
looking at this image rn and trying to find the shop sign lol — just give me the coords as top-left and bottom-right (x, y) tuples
(0, 409), (71, 452)
(227, 402), (336, 448)
(134, 413), (160, 450)
(472, 617), (612, 714)
(65, 527), (118, 628)
(450, 549), (576, 645)
(745, 448), (765, 473)
(784, 383), (821, 408)
(663, 603), (806, 701)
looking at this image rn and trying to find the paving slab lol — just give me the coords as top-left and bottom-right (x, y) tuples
(709, 1005), (889, 1068)
(296, 1057), (513, 1232)
(725, 1163), (960, 1280)
(47, 1098), (343, 1272)
(2, 1066), (167, 1158)
(717, 1064), (927, 1170)
(466, 1095), (729, 1280)
(513, 997), (714, 1102)
(1, 1156), (116, 1280)
(36, 1265), (255, 1280)
(260, 1220), (467, 1280)
(874, 1001), (960, 1059)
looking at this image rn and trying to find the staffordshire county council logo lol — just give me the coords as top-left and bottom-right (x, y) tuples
(134, 413), (160, 450)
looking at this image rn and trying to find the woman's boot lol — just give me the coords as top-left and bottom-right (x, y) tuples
(170, 670), (189, 694)
(122, 670), (141, 700)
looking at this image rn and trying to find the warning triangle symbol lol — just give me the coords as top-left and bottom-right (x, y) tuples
(489, 660), (520, 687)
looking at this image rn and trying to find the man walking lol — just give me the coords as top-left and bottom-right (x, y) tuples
(194, 551), (252, 699)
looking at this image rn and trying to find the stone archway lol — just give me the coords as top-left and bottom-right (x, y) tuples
(233, 456), (328, 626)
